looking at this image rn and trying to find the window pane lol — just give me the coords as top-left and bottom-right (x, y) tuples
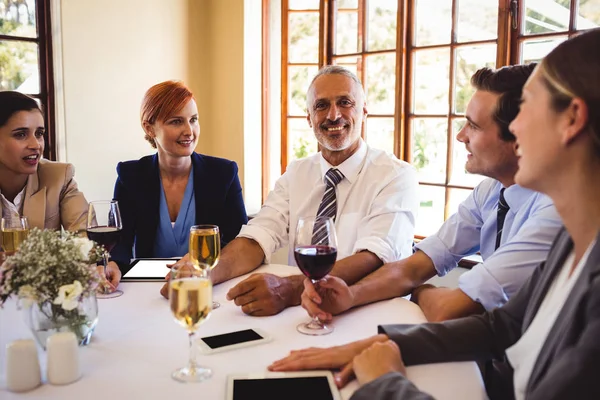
(447, 188), (473, 218)
(288, 65), (319, 116)
(336, 11), (359, 55)
(288, 118), (318, 164)
(414, 0), (452, 46)
(289, 12), (319, 63)
(454, 44), (497, 114)
(416, 185), (445, 236)
(449, 118), (486, 187)
(413, 48), (450, 114)
(289, 0), (319, 10)
(365, 52), (396, 115)
(338, 0), (358, 8)
(523, 0), (570, 35)
(333, 55), (360, 77)
(367, 0), (397, 51)
(578, 0), (600, 29)
(365, 117), (394, 153)
(0, 40), (39, 92)
(457, 0), (498, 42)
(412, 118), (448, 184)
(0, 0), (37, 38)
(520, 36), (567, 63)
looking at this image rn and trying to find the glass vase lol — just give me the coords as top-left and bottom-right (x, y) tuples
(25, 293), (98, 349)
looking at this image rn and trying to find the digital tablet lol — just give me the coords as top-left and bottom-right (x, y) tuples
(121, 258), (180, 281)
(197, 328), (271, 354)
(226, 371), (341, 400)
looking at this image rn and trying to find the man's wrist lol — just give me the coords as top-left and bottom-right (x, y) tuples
(285, 275), (305, 307)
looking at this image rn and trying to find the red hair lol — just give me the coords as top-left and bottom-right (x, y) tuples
(140, 80), (194, 148)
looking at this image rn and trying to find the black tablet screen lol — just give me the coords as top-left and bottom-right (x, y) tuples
(233, 377), (334, 400)
(200, 329), (263, 349)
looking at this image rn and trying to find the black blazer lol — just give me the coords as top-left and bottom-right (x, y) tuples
(351, 228), (600, 400)
(111, 152), (247, 270)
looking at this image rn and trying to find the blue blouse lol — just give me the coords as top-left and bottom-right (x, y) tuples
(153, 169), (196, 258)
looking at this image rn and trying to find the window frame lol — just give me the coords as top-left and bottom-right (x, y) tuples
(0, 0), (55, 160)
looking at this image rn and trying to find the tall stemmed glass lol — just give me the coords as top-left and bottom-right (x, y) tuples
(294, 216), (338, 336)
(188, 225), (221, 309)
(86, 200), (123, 299)
(169, 262), (212, 382)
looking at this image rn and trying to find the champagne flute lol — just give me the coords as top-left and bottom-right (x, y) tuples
(169, 262), (212, 382)
(86, 200), (123, 299)
(188, 225), (221, 309)
(0, 216), (30, 256)
(294, 216), (338, 336)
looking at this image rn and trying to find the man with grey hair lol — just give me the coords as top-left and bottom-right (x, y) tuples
(161, 66), (419, 316)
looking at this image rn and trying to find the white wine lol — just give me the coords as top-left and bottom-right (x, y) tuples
(1, 229), (29, 253)
(189, 229), (220, 270)
(169, 278), (212, 331)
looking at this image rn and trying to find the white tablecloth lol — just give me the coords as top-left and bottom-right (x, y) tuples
(0, 264), (486, 399)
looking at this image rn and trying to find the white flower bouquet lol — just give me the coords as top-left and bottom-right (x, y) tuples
(0, 228), (107, 347)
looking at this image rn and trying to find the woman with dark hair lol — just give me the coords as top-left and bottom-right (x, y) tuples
(110, 81), (247, 271)
(0, 91), (121, 287)
(270, 29), (600, 400)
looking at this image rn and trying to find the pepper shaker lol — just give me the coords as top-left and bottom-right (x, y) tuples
(46, 332), (81, 385)
(5, 339), (42, 392)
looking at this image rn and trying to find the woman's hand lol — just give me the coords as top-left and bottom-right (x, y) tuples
(96, 261), (121, 293)
(353, 340), (406, 386)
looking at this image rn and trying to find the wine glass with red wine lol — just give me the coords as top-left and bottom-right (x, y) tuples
(294, 215), (338, 336)
(87, 200), (123, 299)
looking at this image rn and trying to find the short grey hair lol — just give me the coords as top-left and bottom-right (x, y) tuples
(306, 65), (365, 109)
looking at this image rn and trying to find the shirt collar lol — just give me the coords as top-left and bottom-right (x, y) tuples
(502, 183), (536, 213)
(318, 139), (367, 184)
(0, 186), (26, 220)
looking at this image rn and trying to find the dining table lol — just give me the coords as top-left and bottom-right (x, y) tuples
(0, 263), (487, 399)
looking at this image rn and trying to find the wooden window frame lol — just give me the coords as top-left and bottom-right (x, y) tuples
(0, 0), (56, 160)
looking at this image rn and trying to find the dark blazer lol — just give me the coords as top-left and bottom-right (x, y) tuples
(111, 152), (247, 270)
(352, 228), (600, 400)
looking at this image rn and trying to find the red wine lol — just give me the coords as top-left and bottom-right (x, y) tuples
(294, 245), (337, 280)
(87, 226), (122, 252)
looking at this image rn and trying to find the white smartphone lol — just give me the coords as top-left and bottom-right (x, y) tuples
(196, 328), (271, 354)
(226, 371), (341, 400)
(121, 258), (179, 282)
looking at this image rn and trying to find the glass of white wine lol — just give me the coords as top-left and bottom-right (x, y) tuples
(189, 225), (221, 309)
(169, 262), (213, 382)
(1, 216), (30, 256)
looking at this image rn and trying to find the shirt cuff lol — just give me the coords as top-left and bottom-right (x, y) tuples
(354, 236), (397, 264)
(414, 235), (459, 276)
(237, 224), (277, 265)
(458, 264), (509, 310)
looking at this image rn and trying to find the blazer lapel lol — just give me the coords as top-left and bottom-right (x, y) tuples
(522, 229), (573, 328)
(192, 153), (208, 225)
(526, 231), (600, 393)
(22, 172), (46, 230)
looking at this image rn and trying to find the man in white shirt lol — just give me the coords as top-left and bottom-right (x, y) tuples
(158, 66), (419, 316)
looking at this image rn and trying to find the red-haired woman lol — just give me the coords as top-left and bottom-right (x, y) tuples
(110, 81), (247, 271)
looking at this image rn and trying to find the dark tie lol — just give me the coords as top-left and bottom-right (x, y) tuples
(312, 168), (344, 245)
(495, 188), (510, 250)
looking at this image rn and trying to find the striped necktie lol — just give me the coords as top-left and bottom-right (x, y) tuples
(495, 188), (510, 250)
(312, 168), (344, 245)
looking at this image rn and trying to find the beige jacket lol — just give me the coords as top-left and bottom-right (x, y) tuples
(0, 159), (88, 233)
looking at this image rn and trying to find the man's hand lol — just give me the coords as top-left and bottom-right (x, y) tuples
(412, 284), (484, 322)
(352, 340), (406, 386)
(301, 276), (354, 323)
(268, 334), (388, 382)
(226, 273), (303, 316)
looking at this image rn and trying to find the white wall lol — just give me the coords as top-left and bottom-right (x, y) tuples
(56, 0), (262, 212)
(59, 0), (192, 202)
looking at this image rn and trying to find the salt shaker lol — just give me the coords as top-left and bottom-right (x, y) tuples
(46, 332), (81, 385)
(5, 339), (42, 392)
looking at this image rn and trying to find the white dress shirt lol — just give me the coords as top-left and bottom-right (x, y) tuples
(506, 239), (595, 400)
(238, 139), (419, 266)
(0, 187), (26, 222)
